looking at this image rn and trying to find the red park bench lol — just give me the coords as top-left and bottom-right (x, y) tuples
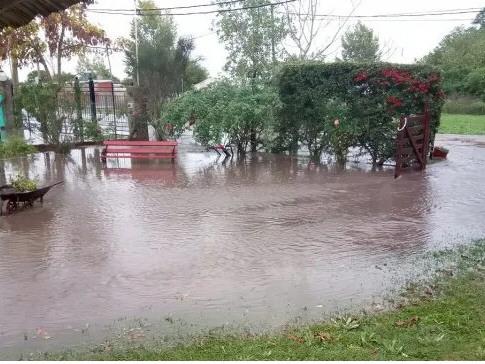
(101, 140), (178, 161)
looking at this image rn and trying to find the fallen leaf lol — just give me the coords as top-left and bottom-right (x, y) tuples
(287, 334), (304, 344)
(395, 316), (419, 327)
(314, 331), (333, 342)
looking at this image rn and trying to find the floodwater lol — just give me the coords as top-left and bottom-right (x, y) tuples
(0, 134), (485, 357)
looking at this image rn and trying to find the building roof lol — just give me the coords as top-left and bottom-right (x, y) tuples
(193, 77), (218, 91)
(0, 0), (90, 29)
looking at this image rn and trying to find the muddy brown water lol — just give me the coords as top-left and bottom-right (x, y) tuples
(0, 134), (485, 357)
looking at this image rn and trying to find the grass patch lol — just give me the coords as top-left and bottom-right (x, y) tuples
(439, 113), (485, 135)
(40, 240), (485, 360)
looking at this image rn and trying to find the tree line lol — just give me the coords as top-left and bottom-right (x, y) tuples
(0, 0), (483, 149)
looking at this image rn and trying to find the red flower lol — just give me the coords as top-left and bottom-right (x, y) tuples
(382, 69), (412, 84)
(354, 71), (368, 83)
(386, 96), (402, 108)
(409, 80), (430, 94)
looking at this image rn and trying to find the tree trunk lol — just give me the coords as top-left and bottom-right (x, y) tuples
(127, 86), (149, 141)
(336, 154), (347, 167)
(250, 130), (257, 152)
(289, 136), (299, 155)
(56, 23), (66, 78)
(10, 55), (19, 89)
(34, 46), (52, 80)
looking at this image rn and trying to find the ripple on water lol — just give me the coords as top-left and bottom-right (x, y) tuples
(0, 136), (484, 353)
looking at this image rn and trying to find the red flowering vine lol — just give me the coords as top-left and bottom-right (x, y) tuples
(409, 80), (430, 94)
(352, 66), (443, 114)
(386, 96), (402, 108)
(381, 69), (412, 84)
(354, 71), (368, 83)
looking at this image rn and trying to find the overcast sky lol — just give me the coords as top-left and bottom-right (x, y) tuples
(7, 0), (485, 81)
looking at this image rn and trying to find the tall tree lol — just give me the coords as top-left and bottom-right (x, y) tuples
(76, 55), (117, 81)
(423, 27), (485, 69)
(0, 22), (45, 86)
(473, 8), (485, 27)
(0, 4), (108, 82)
(214, 0), (287, 82)
(183, 60), (209, 90)
(283, 0), (361, 61)
(41, 4), (108, 77)
(341, 22), (381, 62)
(422, 26), (485, 95)
(123, 0), (207, 121)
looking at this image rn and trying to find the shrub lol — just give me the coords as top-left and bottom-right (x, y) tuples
(0, 136), (37, 158)
(464, 68), (485, 100)
(83, 121), (105, 142)
(160, 81), (281, 154)
(277, 62), (445, 164)
(14, 80), (76, 145)
(10, 174), (38, 192)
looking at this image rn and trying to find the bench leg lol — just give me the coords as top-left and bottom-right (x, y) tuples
(101, 147), (107, 162)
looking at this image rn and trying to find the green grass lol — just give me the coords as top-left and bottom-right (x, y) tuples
(439, 113), (485, 135)
(41, 240), (485, 360)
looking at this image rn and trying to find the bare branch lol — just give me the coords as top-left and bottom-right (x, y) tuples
(283, 0), (361, 60)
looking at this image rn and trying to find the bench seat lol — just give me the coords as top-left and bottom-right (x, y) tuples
(102, 140), (177, 160)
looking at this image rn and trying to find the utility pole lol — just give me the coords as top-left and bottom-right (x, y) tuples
(105, 44), (113, 80)
(134, 0), (140, 86)
(270, 4), (276, 65)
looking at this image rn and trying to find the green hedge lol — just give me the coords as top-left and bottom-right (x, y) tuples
(277, 62), (445, 164)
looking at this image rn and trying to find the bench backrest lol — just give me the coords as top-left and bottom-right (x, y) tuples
(104, 140), (177, 147)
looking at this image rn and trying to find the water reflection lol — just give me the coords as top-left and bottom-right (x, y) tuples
(0, 135), (485, 355)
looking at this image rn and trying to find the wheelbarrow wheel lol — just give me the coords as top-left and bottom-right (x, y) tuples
(6, 200), (18, 215)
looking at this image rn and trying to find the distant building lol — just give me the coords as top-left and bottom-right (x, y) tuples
(193, 77), (217, 91)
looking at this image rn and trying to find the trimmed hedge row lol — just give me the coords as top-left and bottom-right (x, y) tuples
(276, 62), (445, 164)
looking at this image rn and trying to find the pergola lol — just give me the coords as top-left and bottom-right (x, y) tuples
(0, 0), (90, 29)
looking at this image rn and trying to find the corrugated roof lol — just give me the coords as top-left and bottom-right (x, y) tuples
(0, 0), (90, 29)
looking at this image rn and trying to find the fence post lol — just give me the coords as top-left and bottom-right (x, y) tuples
(74, 77), (84, 142)
(88, 76), (97, 125)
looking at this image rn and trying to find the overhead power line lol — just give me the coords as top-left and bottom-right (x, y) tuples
(282, 8), (482, 19)
(342, 18), (477, 22)
(90, 0), (246, 12)
(87, 0), (296, 16)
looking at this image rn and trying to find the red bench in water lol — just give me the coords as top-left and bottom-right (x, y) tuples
(101, 140), (177, 160)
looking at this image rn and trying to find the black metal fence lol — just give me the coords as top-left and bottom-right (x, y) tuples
(23, 78), (131, 144)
